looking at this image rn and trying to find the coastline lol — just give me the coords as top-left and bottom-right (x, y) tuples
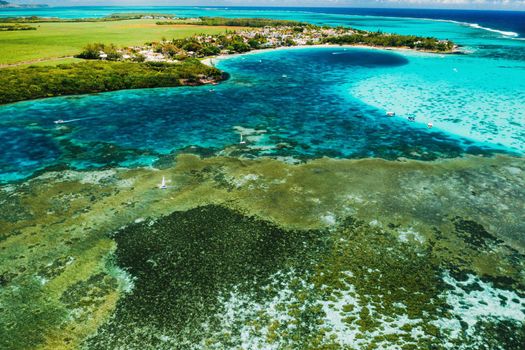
(201, 43), (459, 67)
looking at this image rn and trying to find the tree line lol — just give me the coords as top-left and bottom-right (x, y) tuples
(0, 60), (224, 105)
(157, 17), (306, 28)
(323, 32), (454, 52)
(0, 24), (36, 31)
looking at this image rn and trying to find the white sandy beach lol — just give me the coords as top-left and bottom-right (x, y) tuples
(201, 43), (444, 67)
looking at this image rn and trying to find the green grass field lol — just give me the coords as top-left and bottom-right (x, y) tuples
(0, 20), (236, 65)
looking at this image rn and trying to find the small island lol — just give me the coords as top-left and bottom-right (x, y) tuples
(0, 16), (456, 104)
(0, 0), (48, 8)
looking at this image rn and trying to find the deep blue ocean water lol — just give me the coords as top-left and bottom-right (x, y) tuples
(0, 7), (524, 183)
(245, 7), (525, 38)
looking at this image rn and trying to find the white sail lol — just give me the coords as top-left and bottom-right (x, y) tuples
(160, 176), (167, 189)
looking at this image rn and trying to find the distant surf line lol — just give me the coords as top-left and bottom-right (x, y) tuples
(391, 17), (519, 38)
(451, 20), (519, 37)
(289, 9), (522, 39)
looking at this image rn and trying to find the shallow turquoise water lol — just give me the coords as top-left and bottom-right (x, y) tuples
(0, 8), (524, 183)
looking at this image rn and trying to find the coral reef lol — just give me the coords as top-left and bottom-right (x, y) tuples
(0, 154), (523, 349)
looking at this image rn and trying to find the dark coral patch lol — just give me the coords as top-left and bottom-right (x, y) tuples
(85, 205), (326, 348)
(453, 217), (504, 249)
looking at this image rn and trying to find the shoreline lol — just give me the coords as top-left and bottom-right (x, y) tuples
(201, 43), (459, 67)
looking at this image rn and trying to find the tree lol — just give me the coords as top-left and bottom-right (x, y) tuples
(77, 43), (105, 59)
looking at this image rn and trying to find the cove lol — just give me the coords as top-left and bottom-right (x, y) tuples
(0, 47), (517, 183)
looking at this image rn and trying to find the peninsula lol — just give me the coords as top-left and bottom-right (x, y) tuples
(86, 17), (456, 63)
(0, 16), (456, 104)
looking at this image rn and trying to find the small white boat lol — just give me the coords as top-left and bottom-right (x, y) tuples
(427, 122), (433, 129)
(54, 120), (65, 124)
(159, 176), (167, 189)
(282, 74), (288, 78)
(240, 133), (246, 145)
(386, 111), (396, 117)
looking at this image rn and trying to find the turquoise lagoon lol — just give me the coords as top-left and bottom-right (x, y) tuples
(0, 8), (525, 182)
(1, 8), (525, 350)
(0, 8), (524, 183)
(0, 46), (520, 183)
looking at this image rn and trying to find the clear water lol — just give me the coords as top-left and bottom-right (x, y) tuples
(0, 7), (524, 183)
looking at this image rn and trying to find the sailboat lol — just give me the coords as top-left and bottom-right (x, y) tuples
(159, 176), (167, 189)
(240, 133), (246, 145)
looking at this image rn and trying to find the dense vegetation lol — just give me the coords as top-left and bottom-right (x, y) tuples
(150, 31), (452, 59)
(0, 24), (36, 31)
(0, 13), (175, 23)
(157, 17), (305, 28)
(0, 60), (223, 104)
(324, 31), (455, 52)
(169, 33), (269, 57)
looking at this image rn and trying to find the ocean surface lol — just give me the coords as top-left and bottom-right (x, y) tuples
(0, 7), (524, 183)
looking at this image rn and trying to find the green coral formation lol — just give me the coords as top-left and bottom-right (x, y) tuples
(0, 154), (524, 349)
(84, 205), (327, 349)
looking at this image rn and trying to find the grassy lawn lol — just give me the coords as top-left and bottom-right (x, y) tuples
(13, 57), (85, 68)
(0, 20), (237, 65)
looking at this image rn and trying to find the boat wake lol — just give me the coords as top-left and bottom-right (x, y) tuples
(53, 116), (99, 124)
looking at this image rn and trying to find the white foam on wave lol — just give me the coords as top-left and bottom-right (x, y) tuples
(467, 23), (519, 37)
(418, 17), (519, 38)
(334, 13), (521, 39)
